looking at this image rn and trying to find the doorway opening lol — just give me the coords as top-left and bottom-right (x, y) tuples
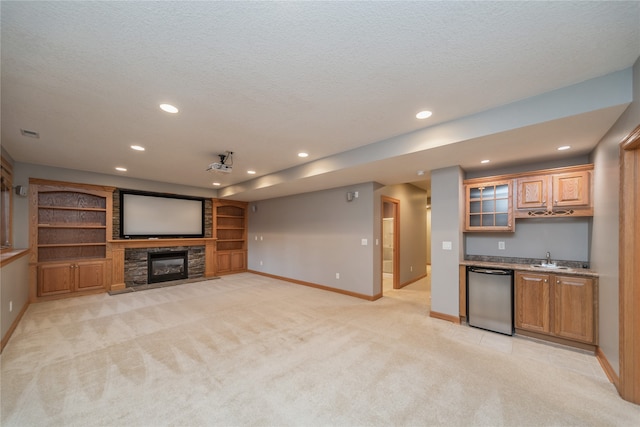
(381, 196), (400, 293)
(619, 124), (640, 404)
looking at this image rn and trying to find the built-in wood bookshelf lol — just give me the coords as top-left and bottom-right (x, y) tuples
(213, 199), (247, 274)
(29, 179), (115, 299)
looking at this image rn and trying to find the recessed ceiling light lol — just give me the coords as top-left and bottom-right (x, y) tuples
(212, 182), (221, 186)
(131, 145), (145, 151)
(159, 103), (179, 113)
(247, 170), (256, 175)
(298, 152), (309, 158)
(481, 159), (490, 164)
(557, 145), (571, 151)
(115, 167), (127, 172)
(416, 110), (432, 119)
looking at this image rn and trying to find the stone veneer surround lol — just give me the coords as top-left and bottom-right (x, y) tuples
(124, 246), (205, 286)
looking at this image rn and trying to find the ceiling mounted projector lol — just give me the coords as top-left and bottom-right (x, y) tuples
(207, 162), (232, 173)
(207, 151), (233, 174)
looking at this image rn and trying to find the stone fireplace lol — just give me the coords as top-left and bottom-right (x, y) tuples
(123, 245), (205, 287)
(148, 250), (188, 284)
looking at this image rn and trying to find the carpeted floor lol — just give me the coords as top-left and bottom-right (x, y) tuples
(1, 273), (639, 426)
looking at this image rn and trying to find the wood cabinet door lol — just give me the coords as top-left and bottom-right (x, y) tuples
(216, 252), (231, 274)
(38, 263), (73, 296)
(552, 171), (590, 208)
(465, 180), (513, 232)
(75, 261), (106, 291)
(516, 175), (548, 210)
(216, 251), (246, 274)
(515, 272), (550, 334)
(553, 275), (595, 343)
(230, 251), (246, 271)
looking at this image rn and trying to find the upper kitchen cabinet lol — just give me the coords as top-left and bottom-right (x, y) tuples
(515, 165), (593, 218)
(464, 164), (594, 233)
(464, 179), (514, 232)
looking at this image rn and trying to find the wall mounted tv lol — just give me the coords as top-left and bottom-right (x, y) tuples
(119, 190), (205, 239)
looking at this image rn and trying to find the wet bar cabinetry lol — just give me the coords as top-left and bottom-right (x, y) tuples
(213, 199), (247, 275)
(29, 179), (114, 299)
(464, 164), (593, 232)
(515, 166), (592, 217)
(515, 271), (597, 345)
(464, 179), (513, 232)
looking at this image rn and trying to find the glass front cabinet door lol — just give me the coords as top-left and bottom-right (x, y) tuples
(465, 180), (514, 232)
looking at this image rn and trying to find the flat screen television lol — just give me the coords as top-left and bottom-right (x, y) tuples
(119, 190), (205, 239)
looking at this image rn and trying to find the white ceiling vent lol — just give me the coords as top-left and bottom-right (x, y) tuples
(20, 129), (40, 138)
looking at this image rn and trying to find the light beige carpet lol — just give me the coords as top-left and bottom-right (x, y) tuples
(1, 273), (638, 426)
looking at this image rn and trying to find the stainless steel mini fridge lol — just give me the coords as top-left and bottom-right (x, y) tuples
(466, 266), (514, 335)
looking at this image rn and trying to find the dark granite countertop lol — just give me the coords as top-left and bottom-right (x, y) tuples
(461, 256), (598, 278)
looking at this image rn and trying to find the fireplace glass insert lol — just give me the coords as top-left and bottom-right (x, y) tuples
(148, 250), (188, 284)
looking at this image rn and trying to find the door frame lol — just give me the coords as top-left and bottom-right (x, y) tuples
(619, 124), (640, 404)
(381, 196), (400, 290)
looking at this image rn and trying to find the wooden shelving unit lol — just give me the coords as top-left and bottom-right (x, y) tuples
(29, 179), (114, 299)
(213, 199), (247, 275)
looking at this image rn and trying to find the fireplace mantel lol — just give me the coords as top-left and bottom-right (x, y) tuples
(107, 238), (217, 291)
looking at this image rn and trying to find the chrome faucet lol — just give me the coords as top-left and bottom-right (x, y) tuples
(545, 252), (551, 265)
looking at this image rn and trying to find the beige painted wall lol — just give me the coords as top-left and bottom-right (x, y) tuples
(1, 253), (30, 344)
(377, 183), (428, 286)
(590, 57), (640, 375)
(247, 183), (377, 297)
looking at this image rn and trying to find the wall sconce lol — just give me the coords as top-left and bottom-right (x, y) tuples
(346, 191), (359, 202)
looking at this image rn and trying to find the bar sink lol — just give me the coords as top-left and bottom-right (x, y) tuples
(531, 263), (570, 270)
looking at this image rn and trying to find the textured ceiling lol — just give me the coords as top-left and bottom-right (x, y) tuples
(2, 1), (639, 200)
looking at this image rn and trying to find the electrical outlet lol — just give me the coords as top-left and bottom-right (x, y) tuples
(498, 241), (506, 250)
(259, 261), (263, 266)
(361, 238), (368, 246)
(410, 266), (413, 272)
(336, 273), (340, 279)
(9, 301), (13, 312)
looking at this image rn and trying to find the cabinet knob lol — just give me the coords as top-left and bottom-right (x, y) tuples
(544, 279), (548, 283)
(557, 279), (560, 284)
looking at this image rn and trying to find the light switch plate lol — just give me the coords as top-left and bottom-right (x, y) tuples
(361, 238), (368, 246)
(498, 241), (506, 250)
(442, 241), (452, 250)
